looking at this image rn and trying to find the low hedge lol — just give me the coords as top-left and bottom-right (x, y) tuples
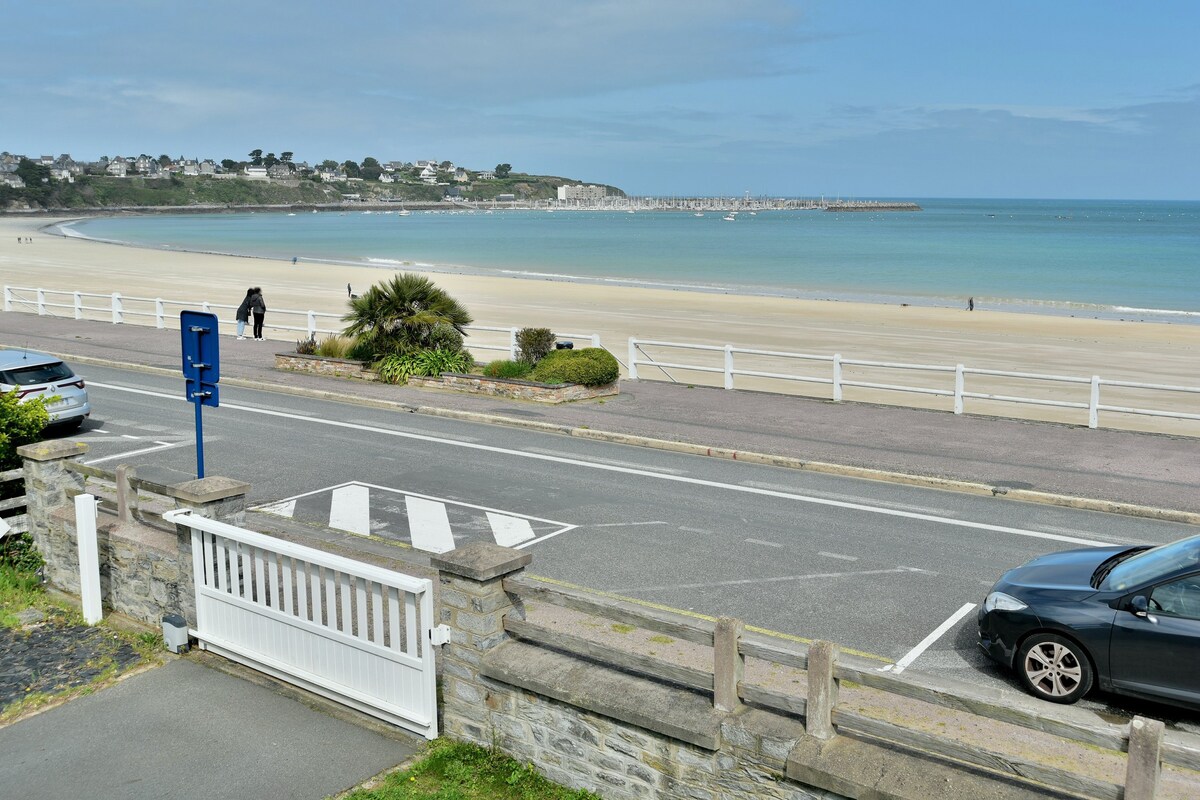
(528, 347), (619, 386)
(481, 359), (533, 379)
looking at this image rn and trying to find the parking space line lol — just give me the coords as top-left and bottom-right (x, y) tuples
(746, 538), (783, 548)
(85, 441), (188, 465)
(884, 602), (977, 674)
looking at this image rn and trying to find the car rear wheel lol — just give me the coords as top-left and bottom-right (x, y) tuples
(1016, 633), (1093, 704)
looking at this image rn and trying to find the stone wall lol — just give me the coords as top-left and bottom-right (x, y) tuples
(275, 353), (377, 381)
(18, 440), (250, 629)
(409, 373), (618, 403)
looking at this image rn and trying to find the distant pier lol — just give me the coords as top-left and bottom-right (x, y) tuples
(550, 196), (923, 212)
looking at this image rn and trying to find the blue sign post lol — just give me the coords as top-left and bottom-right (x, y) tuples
(180, 311), (221, 478)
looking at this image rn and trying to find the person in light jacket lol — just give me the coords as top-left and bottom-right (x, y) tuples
(234, 288), (254, 340)
(249, 287), (267, 340)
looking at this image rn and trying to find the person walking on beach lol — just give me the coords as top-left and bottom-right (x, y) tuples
(235, 288), (254, 339)
(968, 296), (975, 311)
(347, 282), (352, 298)
(250, 287), (267, 340)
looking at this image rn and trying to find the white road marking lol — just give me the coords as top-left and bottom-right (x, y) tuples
(120, 434), (140, 440)
(628, 566), (931, 593)
(885, 602), (978, 674)
(745, 538), (783, 548)
(329, 483), (371, 536)
(256, 499), (297, 517)
(589, 521), (669, 528)
(84, 441), (187, 465)
(406, 496), (456, 553)
(525, 448), (686, 474)
(487, 512), (536, 547)
(679, 526), (710, 534)
(89, 381), (1112, 548)
(818, 551), (858, 561)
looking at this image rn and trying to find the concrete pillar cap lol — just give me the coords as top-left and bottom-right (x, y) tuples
(431, 542), (531, 581)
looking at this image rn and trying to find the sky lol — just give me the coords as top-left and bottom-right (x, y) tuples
(3, 2), (1198, 199)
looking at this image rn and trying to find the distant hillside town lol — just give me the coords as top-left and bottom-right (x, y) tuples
(0, 149), (625, 211)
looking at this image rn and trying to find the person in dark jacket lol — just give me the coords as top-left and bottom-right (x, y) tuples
(250, 287), (267, 340)
(235, 288), (254, 339)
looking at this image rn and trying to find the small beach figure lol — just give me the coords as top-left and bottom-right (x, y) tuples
(235, 288), (254, 339)
(250, 287), (267, 340)
(347, 283), (352, 298)
(968, 296), (975, 311)
(292, 256), (298, 266)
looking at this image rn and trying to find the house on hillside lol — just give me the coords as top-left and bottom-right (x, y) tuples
(199, 159), (217, 175)
(106, 158), (129, 177)
(453, 168), (470, 183)
(267, 163), (293, 179)
(244, 165), (269, 180)
(38, 155), (55, 166)
(54, 154), (83, 175)
(0, 173), (25, 188)
(419, 165), (437, 184)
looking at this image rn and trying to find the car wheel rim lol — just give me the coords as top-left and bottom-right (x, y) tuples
(1024, 642), (1082, 697)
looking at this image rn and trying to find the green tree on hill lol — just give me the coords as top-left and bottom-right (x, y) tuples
(360, 156), (382, 181)
(494, 163), (512, 178)
(249, 149), (263, 166)
(341, 160), (361, 179)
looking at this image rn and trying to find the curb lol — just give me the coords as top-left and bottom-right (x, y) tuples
(39, 348), (1200, 526)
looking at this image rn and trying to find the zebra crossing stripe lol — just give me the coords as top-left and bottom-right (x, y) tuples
(256, 499), (297, 518)
(330, 484), (371, 536)
(405, 496), (456, 554)
(486, 512), (536, 546)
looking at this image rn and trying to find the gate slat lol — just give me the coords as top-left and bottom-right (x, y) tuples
(355, 578), (368, 640)
(281, 556), (293, 615)
(371, 582), (384, 645)
(215, 538), (227, 592)
(388, 586), (401, 650)
(406, 594), (417, 656)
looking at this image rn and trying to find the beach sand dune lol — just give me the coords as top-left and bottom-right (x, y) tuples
(2, 215), (1197, 435)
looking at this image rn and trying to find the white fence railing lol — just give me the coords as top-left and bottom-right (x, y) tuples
(628, 337), (1200, 431)
(2, 285), (601, 359)
(164, 507), (442, 739)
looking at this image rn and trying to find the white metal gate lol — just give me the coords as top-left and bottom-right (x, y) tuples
(163, 509), (441, 739)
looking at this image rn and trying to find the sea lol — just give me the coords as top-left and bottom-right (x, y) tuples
(59, 198), (1200, 323)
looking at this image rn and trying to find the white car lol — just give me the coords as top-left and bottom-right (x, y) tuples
(0, 349), (90, 429)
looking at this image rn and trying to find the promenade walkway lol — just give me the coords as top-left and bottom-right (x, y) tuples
(2, 313), (1198, 517)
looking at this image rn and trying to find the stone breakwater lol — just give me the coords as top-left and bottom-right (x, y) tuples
(823, 201), (922, 211)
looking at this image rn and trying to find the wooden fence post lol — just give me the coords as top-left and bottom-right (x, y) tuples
(115, 465), (136, 523)
(806, 640), (839, 740)
(713, 616), (744, 712)
(1124, 716), (1165, 800)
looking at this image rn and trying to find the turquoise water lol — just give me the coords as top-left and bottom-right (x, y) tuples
(63, 199), (1200, 321)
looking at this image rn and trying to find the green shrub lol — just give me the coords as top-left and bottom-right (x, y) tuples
(1, 388), (50, 470)
(412, 348), (474, 376)
(295, 335), (317, 355)
(529, 347), (620, 386)
(427, 322), (465, 353)
(375, 353), (418, 384)
(347, 338), (376, 362)
(375, 349), (474, 383)
(516, 327), (556, 364)
(0, 533), (43, 572)
(315, 335), (355, 359)
(482, 359), (533, 379)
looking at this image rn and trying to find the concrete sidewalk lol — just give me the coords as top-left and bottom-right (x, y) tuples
(0, 657), (419, 800)
(2, 313), (1198, 517)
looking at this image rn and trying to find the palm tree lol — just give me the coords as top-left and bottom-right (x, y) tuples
(342, 273), (472, 357)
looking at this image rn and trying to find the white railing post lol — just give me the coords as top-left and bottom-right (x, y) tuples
(155, 298), (165, 328)
(954, 364), (965, 414)
(37, 288), (46, 315)
(509, 327), (519, 360)
(74, 291), (83, 320)
(74, 493), (104, 625)
(723, 345), (734, 390)
(832, 354), (843, 402)
(2, 286), (11, 312)
(590, 333), (601, 349)
(1089, 376), (1101, 429)
(307, 310), (317, 337)
(628, 338), (639, 380)
(201, 301), (211, 314)
(111, 292), (123, 324)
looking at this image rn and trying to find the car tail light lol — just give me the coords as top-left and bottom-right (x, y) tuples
(58, 379), (86, 390)
(16, 387), (46, 398)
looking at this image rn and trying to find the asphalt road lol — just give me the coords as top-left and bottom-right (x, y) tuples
(59, 362), (1200, 731)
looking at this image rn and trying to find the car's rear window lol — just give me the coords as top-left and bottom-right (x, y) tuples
(0, 362), (74, 386)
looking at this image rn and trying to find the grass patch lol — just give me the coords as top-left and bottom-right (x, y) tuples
(648, 635), (674, 645)
(342, 739), (599, 800)
(0, 563), (59, 628)
(610, 623), (635, 634)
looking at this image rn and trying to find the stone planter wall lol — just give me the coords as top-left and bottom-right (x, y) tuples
(275, 353), (377, 381)
(408, 373), (618, 403)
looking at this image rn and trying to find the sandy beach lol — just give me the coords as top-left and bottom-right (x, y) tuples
(2, 214), (1198, 434)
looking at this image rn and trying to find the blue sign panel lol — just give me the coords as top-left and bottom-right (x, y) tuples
(180, 310), (221, 478)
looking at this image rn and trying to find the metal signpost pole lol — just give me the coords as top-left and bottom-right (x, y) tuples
(180, 311), (221, 479)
